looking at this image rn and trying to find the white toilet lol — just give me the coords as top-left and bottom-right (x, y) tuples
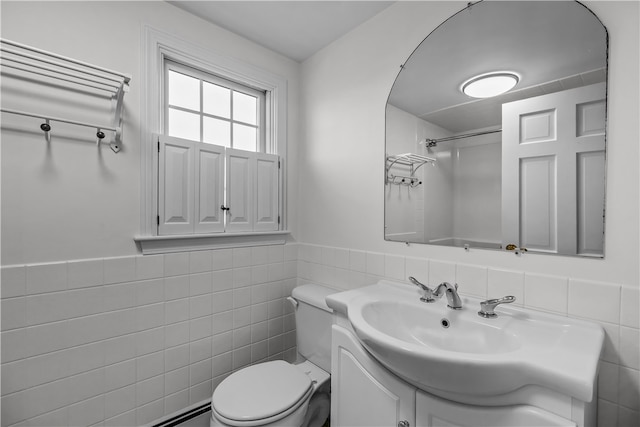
(210, 284), (335, 427)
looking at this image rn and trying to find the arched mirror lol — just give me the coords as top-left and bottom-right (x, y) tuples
(385, 0), (608, 257)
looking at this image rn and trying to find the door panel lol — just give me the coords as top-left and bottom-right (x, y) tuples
(158, 136), (194, 235)
(226, 148), (254, 232)
(577, 151), (605, 255)
(195, 144), (225, 233)
(255, 153), (279, 231)
(520, 108), (556, 144)
(519, 156), (557, 252)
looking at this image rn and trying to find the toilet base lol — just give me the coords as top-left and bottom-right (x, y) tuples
(210, 402), (309, 427)
(301, 391), (330, 427)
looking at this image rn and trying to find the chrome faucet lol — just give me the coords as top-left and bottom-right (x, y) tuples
(433, 282), (463, 310)
(408, 277), (463, 309)
(478, 295), (516, 318)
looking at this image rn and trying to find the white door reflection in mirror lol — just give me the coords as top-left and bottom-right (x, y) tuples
(502, 83), (606, 255)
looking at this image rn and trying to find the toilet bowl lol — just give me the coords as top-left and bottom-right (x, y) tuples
(210, 284), (335, 427)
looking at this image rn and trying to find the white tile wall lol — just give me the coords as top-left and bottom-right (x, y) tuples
(2, 242), (638, 427)
(297, 243), (640, 427)
(1, 245), (298, 427)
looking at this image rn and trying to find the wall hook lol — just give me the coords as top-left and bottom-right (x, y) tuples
(96, 129), (105, 146)
(40, 120), (51, 143)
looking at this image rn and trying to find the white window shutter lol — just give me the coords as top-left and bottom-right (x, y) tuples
(195, 143), (225, 233)
(158, 135), (195, 235)
(254, 153), (280, 231)
(225, 148), (255, 232)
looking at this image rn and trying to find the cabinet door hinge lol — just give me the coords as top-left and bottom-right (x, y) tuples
(157, 215), (160, 225)
(277, 215), (280, 225)
(157, 140), (160, 153)
(278, 160), (281, 169)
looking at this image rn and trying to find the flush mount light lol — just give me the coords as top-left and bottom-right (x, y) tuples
(461, 72), (520, 98)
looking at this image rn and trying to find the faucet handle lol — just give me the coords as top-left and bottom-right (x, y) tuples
(478, 295), (516, 318)
(408, 276), (436, 303)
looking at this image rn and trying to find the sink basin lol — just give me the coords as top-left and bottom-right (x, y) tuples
(326, 281), (604, 402)
(360, 300), (522, 354)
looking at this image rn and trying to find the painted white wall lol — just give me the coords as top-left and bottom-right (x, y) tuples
(299, 0), (639, 286)
(0, 1), (301, 265)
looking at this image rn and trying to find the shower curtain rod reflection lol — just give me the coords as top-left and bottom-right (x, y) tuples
(422, 128), (502, 146)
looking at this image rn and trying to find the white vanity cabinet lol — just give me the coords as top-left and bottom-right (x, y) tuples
(331, 320), (587, 427)
(331, 324), (416, 427)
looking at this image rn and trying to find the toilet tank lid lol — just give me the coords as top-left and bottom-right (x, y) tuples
(292, 284), (336, 313)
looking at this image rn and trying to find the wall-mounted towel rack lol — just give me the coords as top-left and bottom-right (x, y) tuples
(0, 38), (131, 152)
(385, 153), (435, 186)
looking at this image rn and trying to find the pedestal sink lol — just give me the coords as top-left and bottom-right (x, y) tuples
(326, 280), (604, 402)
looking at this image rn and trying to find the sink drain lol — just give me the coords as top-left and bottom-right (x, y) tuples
(440, 318), (450, 328)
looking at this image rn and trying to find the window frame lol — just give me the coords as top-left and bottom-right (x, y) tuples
(136, 26), (288, 254)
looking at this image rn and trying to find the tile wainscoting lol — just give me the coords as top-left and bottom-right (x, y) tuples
(1, 245), (298, 426)
(1, 242), (638, 427)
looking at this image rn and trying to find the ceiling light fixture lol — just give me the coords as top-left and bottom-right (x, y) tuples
(461, 72), (520, 98)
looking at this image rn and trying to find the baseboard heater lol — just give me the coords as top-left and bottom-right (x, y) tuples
(152, 401), (210, 427)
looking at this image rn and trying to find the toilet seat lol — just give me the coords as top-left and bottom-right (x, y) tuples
(212, 360), (314, 427)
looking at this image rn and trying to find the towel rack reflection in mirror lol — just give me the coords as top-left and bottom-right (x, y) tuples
(385, 153), (434, 185)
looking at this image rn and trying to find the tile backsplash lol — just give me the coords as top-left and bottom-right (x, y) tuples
(297, 244), (639, 427)
(1, 243), (639, 427)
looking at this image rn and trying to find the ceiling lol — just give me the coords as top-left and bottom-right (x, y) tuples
(168, 1), (394, 62)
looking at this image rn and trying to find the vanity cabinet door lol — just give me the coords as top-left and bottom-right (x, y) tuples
(415, 391), (575, 427)
(331, 325), (416, 427)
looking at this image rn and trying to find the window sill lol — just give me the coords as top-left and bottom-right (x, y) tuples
(134, 231), (290, 255)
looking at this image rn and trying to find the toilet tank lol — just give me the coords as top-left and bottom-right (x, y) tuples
(291, 284), (336, 373)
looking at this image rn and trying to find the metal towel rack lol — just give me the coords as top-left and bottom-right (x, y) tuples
(0, 38), (131, 152)
(421, 128), (502, 147)
(385, 153), (435, 186)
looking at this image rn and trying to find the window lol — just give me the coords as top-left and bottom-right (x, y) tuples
(165, 61), (266, 152)
(137, 28), (288, 253)
(157, 63), (279, 236)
